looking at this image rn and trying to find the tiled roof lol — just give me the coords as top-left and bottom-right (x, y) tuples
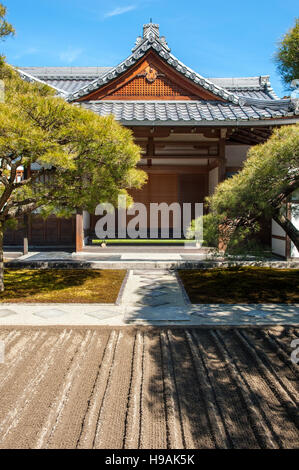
(17, 66), (278, 100)
(79, 100), (294, 124)
(208, 77), (279, 99)
(17, 66), (113, 94)
(15, 24), (298, 123)
(18, 66), (113, 77)
(231, 90), (274, 100)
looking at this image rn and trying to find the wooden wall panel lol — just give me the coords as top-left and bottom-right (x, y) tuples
(148, 174), (178, 204)
(3, 221), (25, 246)
(109, 75), (192, 98)
(30, 217), (45, 244)
(60, 218), (76, 244)
(45, 217), (58, 244)
(128, 173), (178, 229)
(4, 215), (75, 246)
(179, 174), (209, 226)
(179, 174), (208, 205)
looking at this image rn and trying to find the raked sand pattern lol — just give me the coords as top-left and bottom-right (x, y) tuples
(0, 326), (298, 449)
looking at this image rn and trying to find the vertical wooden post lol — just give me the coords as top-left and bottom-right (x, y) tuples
(218, 129), (227, 183)
(76, 211), (84, 252)
(23, 215), (29, 255)
(23, 166), (29, 255)
(147, 136), (154, 166)
(286, 201), (292, 259)
(217, 129), (228, 252)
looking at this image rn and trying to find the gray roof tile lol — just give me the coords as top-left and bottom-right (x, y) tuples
(17, 67), (113, 94)
(79, 100), (291, 123)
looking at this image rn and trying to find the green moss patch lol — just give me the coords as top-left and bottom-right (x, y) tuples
(179, 267), (299, 304)
(0, 269), (126, 303)
(92, 239), (193, 245)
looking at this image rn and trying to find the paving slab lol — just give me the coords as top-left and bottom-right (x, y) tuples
(124, 306), (191, 323)
(18, 252), (72, 261)
(33, 308), (68, 319)
(121, 253), (182, 260)
(85, 309), (124, 321)
(0, 309), (18, 318)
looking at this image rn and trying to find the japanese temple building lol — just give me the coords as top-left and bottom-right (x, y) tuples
(10, 23), (299, 257)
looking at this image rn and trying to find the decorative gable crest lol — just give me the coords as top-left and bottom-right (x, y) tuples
(144, 65), (158, 83)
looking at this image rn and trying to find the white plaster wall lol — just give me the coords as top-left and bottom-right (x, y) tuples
(83, 210), (90, 230)
(208, 167), (218, 195)
(272, 238), (286, 258)
(225, 145), (251, 167)
(271, 208), (298, 258)
(272, 219), (286, 238)
(271, 219), (286, 258)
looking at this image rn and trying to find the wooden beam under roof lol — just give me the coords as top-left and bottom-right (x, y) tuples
(228, 125), (274, 145)
(141, 165), (209, 174)
(137, 140), (219, 147)
(229, 134), (256, 145)
(143, 154), (220, 159)
(130, 126), (222, 138)
(236, 128), (266, 142)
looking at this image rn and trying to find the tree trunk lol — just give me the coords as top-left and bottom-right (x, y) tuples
(0, 223), (4, 292)
(273, 211), (299, 252)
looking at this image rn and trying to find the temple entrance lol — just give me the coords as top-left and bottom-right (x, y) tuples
(88, 171), (208, 242)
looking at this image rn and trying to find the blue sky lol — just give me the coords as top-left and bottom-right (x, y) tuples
(2, 0), (298, 97)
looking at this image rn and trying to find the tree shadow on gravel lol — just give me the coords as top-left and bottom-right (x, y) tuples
(145, 326), (299, 449)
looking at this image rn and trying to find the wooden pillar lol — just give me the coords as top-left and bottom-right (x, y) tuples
(147, 136), (154, 166)
(23, 215), (29, 255)
(218, 129), (227, 182)
(217, 129), (228, 252)
(286, 201), (292, 259)
(217, 159), (226, 182)
(23, 166), (29, 255)
(76, 211), (84, 252)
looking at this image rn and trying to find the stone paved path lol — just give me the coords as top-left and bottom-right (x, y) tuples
(122, 270), (190, 323)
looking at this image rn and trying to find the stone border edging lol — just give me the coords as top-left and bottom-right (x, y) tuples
(174, 270), (192, 305)
(115, 269), (131, 305)
(5, 259), (299, 270)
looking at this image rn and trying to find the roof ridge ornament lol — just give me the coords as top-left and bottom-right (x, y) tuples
(143, 23), (160, 39)
(132, 23), (171, 53)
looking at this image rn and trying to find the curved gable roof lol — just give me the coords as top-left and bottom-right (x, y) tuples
(15, 23), (298, 122)
(66, 23), (243, 104)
